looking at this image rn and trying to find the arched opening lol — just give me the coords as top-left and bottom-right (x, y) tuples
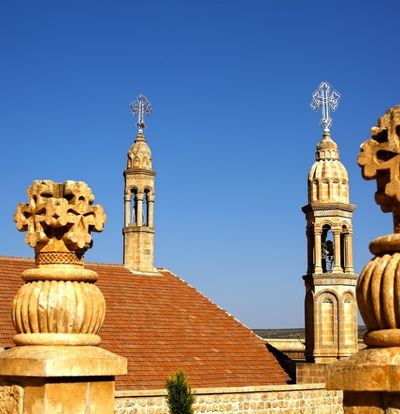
(143, 189), (149, 226)
(130, 188), (138, 225)
(321, 224), (334, 273)
(320, 294), (337, 346)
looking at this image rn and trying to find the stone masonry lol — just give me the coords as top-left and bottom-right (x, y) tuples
(115, 384), (343, 414)
(123, 126), (156, 272)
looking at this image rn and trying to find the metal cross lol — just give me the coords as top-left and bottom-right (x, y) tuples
(310, 81), (341, 132)
(130, 94), (152, 130)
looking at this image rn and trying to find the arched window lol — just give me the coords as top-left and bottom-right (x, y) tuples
(321, 225), (334, 273)
(320, 294), (337, 346)
(130, 188), (138, 225)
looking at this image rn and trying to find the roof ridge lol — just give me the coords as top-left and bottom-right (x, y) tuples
(0, 255), (126, 268)
(0, 255), (33, 261)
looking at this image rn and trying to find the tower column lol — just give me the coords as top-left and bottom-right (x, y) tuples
(136, 192), (144, 226)
(333, 229), (342, 272)
(307, 228), (313, 274)
(344, 232), (354, 273)
(148, 194), (155, 227)
(124, 191), (131, 226)
(314, 228), (323, 273)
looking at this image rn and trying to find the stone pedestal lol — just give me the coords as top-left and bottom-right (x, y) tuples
(0, 346), (126, 413)
(327, 347), (400, 413)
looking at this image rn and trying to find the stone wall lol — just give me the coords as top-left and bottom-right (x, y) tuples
(264, 338), (306, 360)
(115, 383), (343, 414)
(296, 363), (330, 384)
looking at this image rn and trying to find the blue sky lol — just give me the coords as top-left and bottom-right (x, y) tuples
(1, 1), (399, 328)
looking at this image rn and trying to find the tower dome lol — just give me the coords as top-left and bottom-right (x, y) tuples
(308, 131), (349, 203)
(127, 130), (153, 170)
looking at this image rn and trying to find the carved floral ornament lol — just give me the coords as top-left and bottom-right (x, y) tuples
(357, 106), (400, 347)
(358, 105), (400, 217)
(14, 180), (106, 256)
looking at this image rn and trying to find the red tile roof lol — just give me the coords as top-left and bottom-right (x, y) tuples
(0, 256), (289, 390)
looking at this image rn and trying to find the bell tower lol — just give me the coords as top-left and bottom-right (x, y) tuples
(302, 82), (358, 363)
(123, 94), (156, 272)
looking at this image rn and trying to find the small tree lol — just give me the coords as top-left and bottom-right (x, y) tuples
(166, 370), (195, 414)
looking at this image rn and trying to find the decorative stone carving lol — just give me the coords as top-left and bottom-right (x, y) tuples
(0, 385), (23, 414)
(357, 106), (400, 347)
(12, 180), (107, 346)
(14, 180), (105, 259)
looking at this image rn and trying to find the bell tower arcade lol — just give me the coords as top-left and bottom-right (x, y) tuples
(123, 94), (156, 272)
(303, 82), (358, 363)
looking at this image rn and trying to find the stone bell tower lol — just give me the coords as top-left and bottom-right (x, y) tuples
(123, 94), (156, 272)
(302, 82), (358, 363)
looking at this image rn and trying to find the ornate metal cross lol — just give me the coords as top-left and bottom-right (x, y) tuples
(130, 94), (152, 129)
(311, 81), (341, 132)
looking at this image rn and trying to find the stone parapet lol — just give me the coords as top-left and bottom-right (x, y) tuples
(115, 384), (343, 414)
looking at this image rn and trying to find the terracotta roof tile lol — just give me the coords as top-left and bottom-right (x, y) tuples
(0, 257), (289, 390)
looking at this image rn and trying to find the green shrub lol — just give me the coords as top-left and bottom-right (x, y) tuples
(166, 370), (195, 414)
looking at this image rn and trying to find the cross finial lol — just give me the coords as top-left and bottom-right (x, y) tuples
(129, 94), (152, 131)
(311, 81), (341, 132)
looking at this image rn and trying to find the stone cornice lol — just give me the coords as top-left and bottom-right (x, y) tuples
(303, 272), (358, 285)
(302, 202), (356, 214)
(124, 168), (156, 177)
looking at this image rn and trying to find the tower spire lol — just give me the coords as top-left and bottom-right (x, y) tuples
(123, 94), (156, 273)
(301, 83), (358, 364)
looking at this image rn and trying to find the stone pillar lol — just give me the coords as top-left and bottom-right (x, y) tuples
(136, 192), (144, 226)
(148, 193), (155, 227)
(327, 106), (400, 413)
(0, 180), (127, 414)
(333, 230), (342, 273)
(344, 232), (354, 273)
(124, 191), (131, 226)
(314, 229), (323, 273)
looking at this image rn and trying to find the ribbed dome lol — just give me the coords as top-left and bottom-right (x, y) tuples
(308, 133), (349, 203)
(127, 130), (152, 170)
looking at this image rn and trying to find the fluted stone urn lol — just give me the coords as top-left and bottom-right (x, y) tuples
(12, 180), (106, 346)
